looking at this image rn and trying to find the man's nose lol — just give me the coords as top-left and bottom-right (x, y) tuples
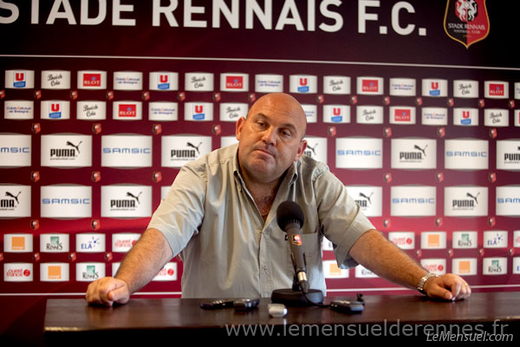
(261, 127), (276, 144)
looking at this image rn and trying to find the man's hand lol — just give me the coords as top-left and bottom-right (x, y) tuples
(423, 274), (471, 301)
(85, 277), (131, 307)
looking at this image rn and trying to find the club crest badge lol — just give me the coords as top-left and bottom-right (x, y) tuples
(444, 0), (490, 48)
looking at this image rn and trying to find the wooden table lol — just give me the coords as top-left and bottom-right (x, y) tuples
(43, 292), (520, 342)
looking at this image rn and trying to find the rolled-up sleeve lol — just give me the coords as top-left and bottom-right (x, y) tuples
(147, 163), (207, 258)
(314, 170), (375, 269)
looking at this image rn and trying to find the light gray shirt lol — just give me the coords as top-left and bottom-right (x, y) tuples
(148, 143), (375, 298)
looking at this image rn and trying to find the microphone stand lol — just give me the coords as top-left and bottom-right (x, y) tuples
(271, 254), (324, 306)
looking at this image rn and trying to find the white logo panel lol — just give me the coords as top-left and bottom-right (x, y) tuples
(185, 72), (214, 91)
(41, 70), (71, 89)
(453, 80), (478, 98)
(421, 107), (447, 126)
(391, 138), (436, 170)
(421, 78), (447, 97)
(444, 186), (488, 217)
(219, 103), (248, 122)
(41, 134), (92, 168)
(77, 101), (107, 120)
(496, 185), (520, 216)
(161, 135), (212, 168)
(41, 100), (70, 120)
(289, 75), (317, 94)
(391, 186), (436, 217)
(40, 233), (70, 253)
(323, 105), (350, 123)
(0, 134), (31, 167)
(389, 232), (415, 249)
(41, 185), (92, 219)
(4, 100), (34, 120)
(76, 262), (105, 282)
(185, 102), (214, 121)
(149, 102), (178, 121)
(336, 137), (382, 169)
(113, 71), (143, 90)
(0, 185), (31, 218)
(445, 139), (488, 170)
(346, 185), (382, 217)
(149, 71), (178, 91)
(357, 76), (383, 95)
(389, 78), (416, 96)
(323, 76), (350, 95)
(496, 140), (520, 171)
(4, 263), (33, 282)
(101, 135), (152, 168)
(452, 231), (478, 249)
(356, 105), (383, 124)
(5, 70), (35, 89)
(220, 73), (249, 92)
(40, 263), (69, 282)
(4, 233), (33, 253)
(101, 185), (152, 218)
(77, 70), (107, 89)
(303, 137), (327, 164)
(255, 74), (283, 93)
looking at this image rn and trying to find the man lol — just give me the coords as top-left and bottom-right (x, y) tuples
(86, 93), (471, 306)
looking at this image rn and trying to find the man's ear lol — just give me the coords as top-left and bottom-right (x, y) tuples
(236, 117), (246, 141)
(294, 139), (307, 161)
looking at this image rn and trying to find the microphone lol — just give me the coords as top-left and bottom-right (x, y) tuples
(276, 201), (309, 294)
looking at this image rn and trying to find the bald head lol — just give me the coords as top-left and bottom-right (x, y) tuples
(235, 92), (308, 185)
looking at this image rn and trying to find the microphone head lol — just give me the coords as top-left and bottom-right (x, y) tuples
(276, 201), (304, 231)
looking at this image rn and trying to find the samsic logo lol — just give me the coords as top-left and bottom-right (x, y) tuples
(445, 139), (488, 170)
(0, 134), (31, 167)
(390, 186), (436, 217)
(102, 135), (152, 168)
(444, 186), (488, 217)
(496, 185), (520, 216)
(335, 137), (382, 169)
(40, 185), (92, 219)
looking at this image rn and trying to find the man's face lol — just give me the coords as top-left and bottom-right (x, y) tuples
(236, 93), (307, 185)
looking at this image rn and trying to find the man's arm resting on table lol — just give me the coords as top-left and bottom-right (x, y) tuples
(85, 228), (173, 306)
(349, 229), (471, 301)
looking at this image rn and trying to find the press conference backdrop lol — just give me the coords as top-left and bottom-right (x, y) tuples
(0, 0), (519, 298)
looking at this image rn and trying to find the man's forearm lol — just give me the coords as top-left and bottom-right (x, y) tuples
(114, 228), (174, 294)
(349, 229), (428, 290)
